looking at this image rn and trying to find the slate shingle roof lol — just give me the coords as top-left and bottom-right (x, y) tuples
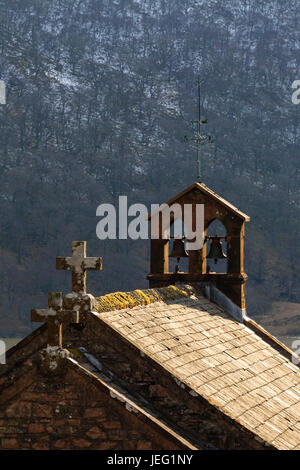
(94, 290), (300, 450)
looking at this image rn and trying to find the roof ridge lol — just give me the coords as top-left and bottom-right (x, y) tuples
(94, 284), (196, 314)
(148, 181), (250, 221)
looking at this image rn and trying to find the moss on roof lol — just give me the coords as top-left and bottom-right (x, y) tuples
(94, 284), (195, 313)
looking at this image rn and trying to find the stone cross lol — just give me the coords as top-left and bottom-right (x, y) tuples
(56, 241), (102, 294)
(31, 292), (77, 347)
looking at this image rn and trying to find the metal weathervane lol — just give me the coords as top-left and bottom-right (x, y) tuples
(184, 76), (214, 182)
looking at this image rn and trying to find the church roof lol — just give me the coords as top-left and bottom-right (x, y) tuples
(92, 287), (300, 450)
(3, 284), (300, 450)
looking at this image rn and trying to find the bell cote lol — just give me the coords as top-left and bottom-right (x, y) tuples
(147, 182), (250, 310)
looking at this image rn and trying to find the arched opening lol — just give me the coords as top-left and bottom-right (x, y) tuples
(206, 219), (227, 274)
(168, 218), (189, 273)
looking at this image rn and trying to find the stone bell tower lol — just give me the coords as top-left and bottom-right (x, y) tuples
(147, 182), (250, 313)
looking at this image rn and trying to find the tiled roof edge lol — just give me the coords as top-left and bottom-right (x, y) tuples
(243, 315), (300, 366)
(67, 357), (198, 450)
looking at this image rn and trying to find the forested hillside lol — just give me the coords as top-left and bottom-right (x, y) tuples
(0, 0), (300, 335)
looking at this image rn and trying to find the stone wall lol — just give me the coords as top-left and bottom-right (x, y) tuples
(0, 354), (188, 450)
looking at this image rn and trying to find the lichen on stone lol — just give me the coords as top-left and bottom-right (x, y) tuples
(37, 347), (70, 376)
(94, 284), (194, 314)
(69, 348), (86, 361)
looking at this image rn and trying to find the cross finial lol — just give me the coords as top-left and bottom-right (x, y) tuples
(56, 241), (102, 294)
(31, 292), (77, 347)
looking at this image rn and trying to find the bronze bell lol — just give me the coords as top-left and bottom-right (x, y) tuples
(207, 237), (227, 264)
(170, 239), (188, 258)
